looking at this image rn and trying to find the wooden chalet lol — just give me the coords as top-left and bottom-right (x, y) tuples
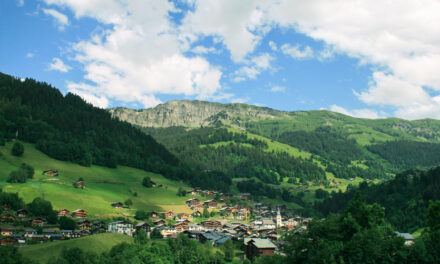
(16, 208), (28, 218)
(74, 181), (86, 189)
(191, 211), (202, 218)
(187, 189), (199, 196)
(77, 219), (92, 230)
(150, 211), (160, 218)
(173, 221), (189, 232)
(2, 204), (10, 211)
(153, 219), (166, 226)
(162, 211), (174, 218)
(111, 202), (123, 208)
(191, 204), (203, 211)
(93, 221), (106, 232)
(177, 213), (190, 220)
(24, 229), (38, 237)
(244, 238), (276, 260)
(237, 193), (251, 201)
(135, 222), (151, 233)
(0, 213), (15, 222)
(203, 200), (218, 209)
(201, 220), (222, 229)
(72, 209), (88, 218)
(58, 209), (70, 217)
(185, 198), (200, 207)
(0, 228), (14, 236)
(0, 236), (18, 246)
(30, 217), (46, 227)
(43, 169), (59, 177)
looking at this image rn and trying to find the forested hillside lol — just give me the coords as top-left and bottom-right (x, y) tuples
(0, 73), (219, 189)
(316, 166), (440, 232)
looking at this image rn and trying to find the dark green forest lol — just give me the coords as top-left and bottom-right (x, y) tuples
(0, 73), (229, 190)
(316, 166), (440, 233)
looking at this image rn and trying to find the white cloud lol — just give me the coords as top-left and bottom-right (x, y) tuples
(42, 8), (69, 30)
(281, 43), (314, 59)
(44, 0), (223, 108)
(270, 85), (286, 92)
(330, 105), (381, 119)
(26, 52), (34, 58)
(16, 0), (24, 7)
(48, 57), (71, 72)
(232, 53), (273, 82)
(180, 0), (440, 119)
(192, 45), (217, 54)
(268, 41), (277, 51)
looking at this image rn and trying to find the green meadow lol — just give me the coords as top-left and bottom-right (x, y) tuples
(0, 142), (193, 218)
(18, 233), (133, 263)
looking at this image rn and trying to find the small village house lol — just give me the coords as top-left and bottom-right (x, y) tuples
(0, 213), (15, 222)
(201, 220), (222, 229)
(135, 222), (151, 233)
(111, 202), (123, 208)
(203, 200), (218, 209)
(185, 198), (200, 207)
(43, 170), (59, 177)
(0, 228), (14, 236)
(108, 221), (133, 236)
(74, 180), (86, 189)
(244, 238), (276, 260)
(30, 217), (46, 227)
(162, 210), (174, 218)
(16, 208), (28, 218)
(0, 236), (18, 246)
(58, 209), (70, 217)
(72, 209), (88, 218)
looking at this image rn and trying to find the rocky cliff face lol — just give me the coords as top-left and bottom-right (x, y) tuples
(109, 100), (288, 128)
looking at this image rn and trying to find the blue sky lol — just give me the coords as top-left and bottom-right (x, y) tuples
(2, 0), (440, 120)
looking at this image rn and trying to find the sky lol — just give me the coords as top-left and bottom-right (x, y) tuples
(1, 0), (440, 120)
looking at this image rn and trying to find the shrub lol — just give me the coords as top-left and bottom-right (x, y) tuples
(11, 142), (24, 156)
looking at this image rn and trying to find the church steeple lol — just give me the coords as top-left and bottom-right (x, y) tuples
(276, 207), (282, 228)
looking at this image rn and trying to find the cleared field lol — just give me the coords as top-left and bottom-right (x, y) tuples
(0, 142), (192, 218)
(19, 233), (133, 263)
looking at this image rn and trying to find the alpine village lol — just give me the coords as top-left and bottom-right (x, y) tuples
(2, 1), (440, 264)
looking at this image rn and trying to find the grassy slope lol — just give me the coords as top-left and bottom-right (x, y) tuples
(19, 233), (133, 263)
(0, 142), (194, 218)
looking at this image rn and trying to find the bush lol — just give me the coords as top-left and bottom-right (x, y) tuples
(135, 210), (149, 220)
(11, 142), (24, 156)
(142, 176), (152, 188)
(7, 169), (27, 183)
(59, 216), (76, 230)
(20, 163), (34, 179)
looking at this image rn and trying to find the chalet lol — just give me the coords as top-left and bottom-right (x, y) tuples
(58, 209), (70, 217)
(160, 227), (177, 238)
(75, 229), (90, 237)
(74, 180), (86, 189)
(61, 230), (73, 238)
(162, 211), (174, 218)
(16, 208), (28, 218)
(93, 221), (106, 232)
(202, 190), (215, 197)
(135, 222), (151, 233)
(153, 219), (166, 226)
(0, 213), (15, 222)
(203, 200), (218, 209)
(24, 229), (37, 237)
(0, 236), (18, 246)
(244, 238), (276, 260)
(177, 213), (190, 220)
(0, 228), (14, 236)
(111, 202), (124, 208)
(188, 224), (204, 231)
(185, 198), (200, 207)
(261, 219), (276, 230)
(30, 217), (46, 227)
(43, 229), (56, 238)
(191, 205), (203, 211)
(77, 219), (92, 230)
(2, 204), (10, 211)
(72, 209), (88, 218)
(150, 211), (160, 218)
(284, 219), (298, 229)
(191, 211), (202, 218)
(173, 221), (189, 232)
(201, 220), (222, 229)
(396, 232), (415, 246)
(43, 169), (59, 177)
(108, 221), (133, 236)
(187, 189), (199, 196)
(49, 234), (63, 241)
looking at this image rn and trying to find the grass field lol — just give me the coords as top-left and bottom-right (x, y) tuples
(19, 233), (133, 263)
(0, 142), (194, 218)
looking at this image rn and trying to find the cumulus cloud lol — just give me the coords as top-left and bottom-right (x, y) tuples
(281, 44), (314, 59)
(232, 53), (273, 82)
(181, 0), (440, 119)
(44, 0), (223, 108)
(42, 8), (69, 30)
(270, 85), (286, 92)
(48, 57), (71, 72)
(16, 0), (24, 7)
(26, 52), (34, 58)
(330, 105), (381, 119)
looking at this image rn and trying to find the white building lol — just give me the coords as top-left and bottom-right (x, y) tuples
(108, 221), (133, 237)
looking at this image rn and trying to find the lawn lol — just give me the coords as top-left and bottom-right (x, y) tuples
(19, 233), (133, 263)
(0, 142), (193, 218)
